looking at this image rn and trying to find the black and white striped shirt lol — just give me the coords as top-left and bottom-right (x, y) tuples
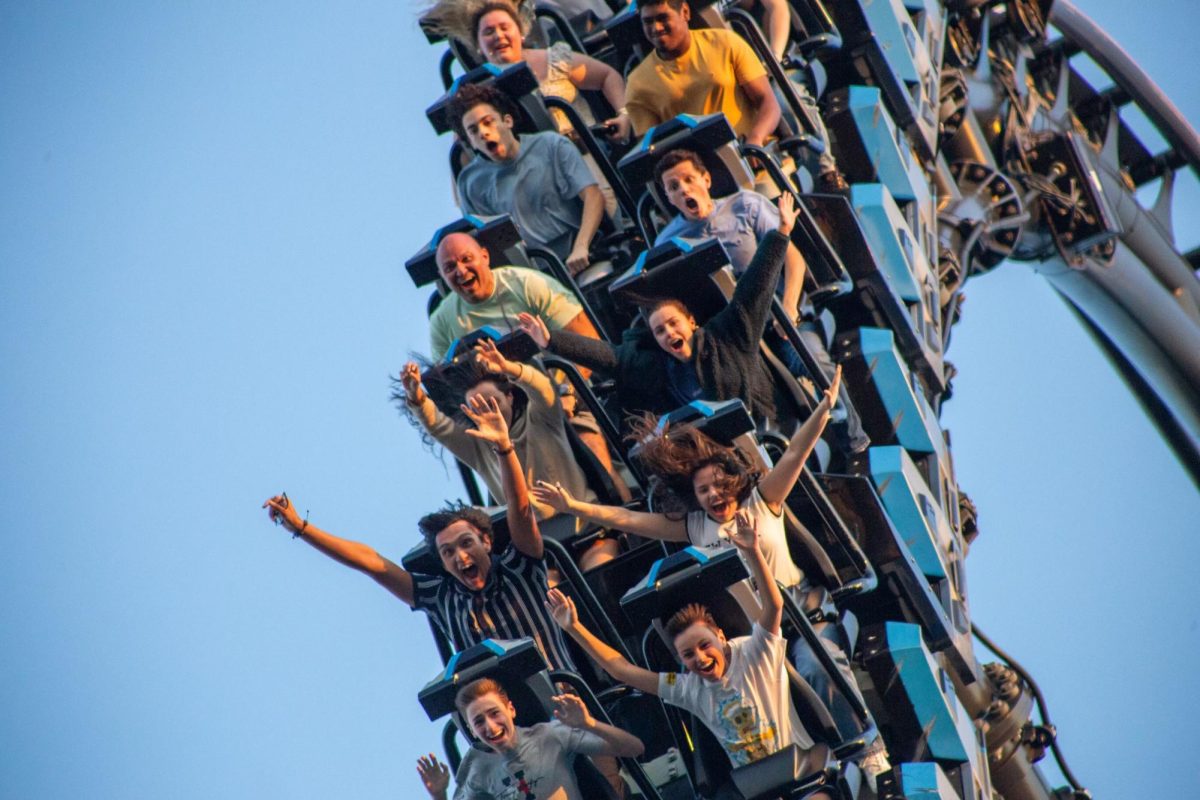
(411, 545), (577, 674)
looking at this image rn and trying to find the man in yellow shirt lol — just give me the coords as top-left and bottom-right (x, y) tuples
(626, 0), (780, 147)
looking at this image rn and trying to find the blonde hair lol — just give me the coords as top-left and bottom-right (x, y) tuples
(419, 0), (533, 51)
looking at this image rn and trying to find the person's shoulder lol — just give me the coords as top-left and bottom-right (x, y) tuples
(696, 26), (741, 50)
(524, 129), (571, 152)
(626, 51), (660, 84)
(656, 214), (689, 241)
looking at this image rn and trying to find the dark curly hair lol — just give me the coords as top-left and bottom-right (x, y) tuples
(417, 501), (495, 550)
(447, 81), (519, 144)
(629, 413), (761, 517)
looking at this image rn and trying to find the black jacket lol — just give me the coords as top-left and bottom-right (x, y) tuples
(548, 230), (790, 425)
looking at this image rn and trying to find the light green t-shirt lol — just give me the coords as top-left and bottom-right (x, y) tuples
(429, 266), (583, 361)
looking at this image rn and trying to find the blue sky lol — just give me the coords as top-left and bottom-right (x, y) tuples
(2, 1), (1197, 797)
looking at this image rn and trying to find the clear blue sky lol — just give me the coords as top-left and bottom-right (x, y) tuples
(2, 1), (1197, 797)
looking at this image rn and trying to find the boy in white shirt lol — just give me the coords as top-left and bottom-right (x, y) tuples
(546, 513), (834, 798)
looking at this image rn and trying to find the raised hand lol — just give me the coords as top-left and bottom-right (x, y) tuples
(472, 338), (511, 377)
(461, 393), (511, 449)
(416, 753), (450, 797)
(777, 191), (798, 237)
(401, 361), (426, 405)
(545, 587), (579, 629)
(517, 312), (550, 349)
(531, 480), (577, 514)
(262, 494), (303, 535)
(821, 364), (842, 410)
(728, 509), (760, 553)
(551, 693), (594, 729)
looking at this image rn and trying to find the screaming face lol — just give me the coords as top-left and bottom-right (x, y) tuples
(435, 519), (494, 591)
(465, 692), (519, 752)
(674, 621), (728, 682)
(661, 160), (715, 222)
(648, 301), (697, 361)
(692, 464), (737, 523)
(461, 101), (519, 162)
(436, 233), (496, 304)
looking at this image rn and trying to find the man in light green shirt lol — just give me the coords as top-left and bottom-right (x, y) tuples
(429, 232), (599, 361)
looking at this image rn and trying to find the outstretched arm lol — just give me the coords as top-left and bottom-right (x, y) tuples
(729, 510), (782, 634)
(712, 193), (796, 351)
(460, 393), (543, 559)
(532, 480), (688, 542)
(779, 241), (807, 325)
(551, 694), (646, 758)
(547, 589), (661, 694)
(262, 495), (415, 605)
(757, 365), (840, 511)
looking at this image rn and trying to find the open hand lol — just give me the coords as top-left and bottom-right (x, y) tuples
(461, 393), (511, 449)
(401, 361), (426, 404)
(551, 693), (594, 729)
(531, 480), (577, 514)
(728, 509), (760, 553)
(516, 312), (550, 349)
(416, 753), (450, 796)
(545, 588), (578, 629)
(472, 338), (511, 377)
(262, 494), (303, 534)
(777, 192), (798, 237)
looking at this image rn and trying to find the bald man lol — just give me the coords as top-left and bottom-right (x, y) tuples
(428, 232), (600, 362)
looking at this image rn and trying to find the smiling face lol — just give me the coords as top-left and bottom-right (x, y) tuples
(464, 691), (519, 752)
(673, 621), (728, 682)
(692, 463), (737, 522)
(661, 160), (714, 221)
(434, 519), (494, 591)
(476, 8), (523, 64)
(461, 101), (519, 162)
(437, 233), (496, 304)
(639, 0), (691, 59)
(648, 300), (697, 361)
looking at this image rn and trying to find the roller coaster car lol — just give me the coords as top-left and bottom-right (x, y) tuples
(415, 637), (630, 800)
(405, 214), (529, 289)
(425, 62), (551, 137)
(620, 547), (864, 799)
(616, 112), (852, 303)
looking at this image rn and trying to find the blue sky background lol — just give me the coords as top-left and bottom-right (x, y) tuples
(1, 1), (1197, 797)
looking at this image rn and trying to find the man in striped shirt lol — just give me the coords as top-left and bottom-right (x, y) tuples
(263, 390), (576, 675)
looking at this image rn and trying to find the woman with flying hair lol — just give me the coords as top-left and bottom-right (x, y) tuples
(533, 366), (893, 776)
(421, 0), (630, 143)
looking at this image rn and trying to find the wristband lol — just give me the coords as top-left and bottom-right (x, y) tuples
(493, 444), (515, 456)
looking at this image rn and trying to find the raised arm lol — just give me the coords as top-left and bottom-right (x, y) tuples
(729, 510), (782, 634)
(262, 495), (415, 605)
(473, 339), (557, 410)
(711, 193), (796, 351)
(532, 480), (688, 542)
(519, 311), (622, 376)
(756, 365), (840, 511)
(460, 393), (543, 559)
(779, 241), (807, 325)
(551, 694), (646, 758)
(547, 589), (661, 694)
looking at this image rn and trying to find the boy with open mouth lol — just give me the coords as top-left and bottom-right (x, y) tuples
(546, 510), (839, 798)
(415, 678), (643, 800)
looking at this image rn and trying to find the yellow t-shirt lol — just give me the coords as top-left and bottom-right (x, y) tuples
(626, 28), (767, 139)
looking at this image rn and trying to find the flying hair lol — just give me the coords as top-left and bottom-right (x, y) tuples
(419, 0), (533, 52)
(628, 413), (761, 516)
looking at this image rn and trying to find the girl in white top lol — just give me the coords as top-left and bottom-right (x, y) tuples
(531, 367), (842, 594)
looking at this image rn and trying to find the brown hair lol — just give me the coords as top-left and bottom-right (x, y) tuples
(653, 148), (708, 192)
(665, 603), (721, 641)
(454, 677), (510, 715)
(629, 414), (761, 516)
(471, 0), (527, 42)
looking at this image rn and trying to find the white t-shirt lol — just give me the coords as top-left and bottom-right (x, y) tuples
(453, 720), (609, 800)
(657, 622), (813, 767)
(686, 488), (805, 591)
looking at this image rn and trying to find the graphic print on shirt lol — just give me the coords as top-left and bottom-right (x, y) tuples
(716, 690), (777, 766)
(500, 766), (538, 800)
